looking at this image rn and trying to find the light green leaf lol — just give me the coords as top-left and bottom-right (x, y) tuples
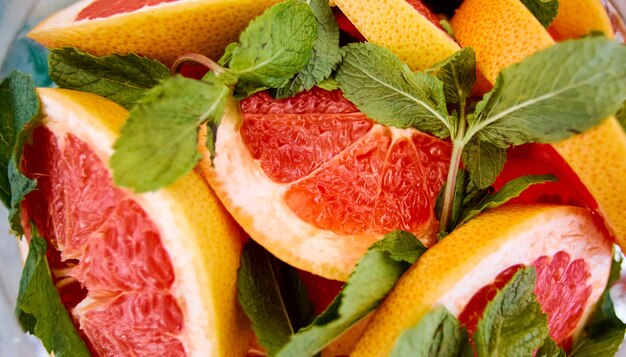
(275, 0), (341, 98)
(229, 0), (317, 88)
(218, 42), (238, 67)
(49, 48), (169, 109)
(391, 306), (472, 357)
(468, 37), (626, 147)
(316, 78), (339, 91)
(462, 138), (507, 189)
(427, 47), (476, 104)
(474, 267), (549, 357)
(521, 0), (559, 28)
(336, 43), (452, 138)
(111, 76), (230, 192)
(16, 236), (91, 357)
(278, 231), (426, 357)
(537, 337), (566, 357)
(439, 19), (456, 39)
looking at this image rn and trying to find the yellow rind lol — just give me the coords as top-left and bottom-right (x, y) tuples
(35, 88), (252, 356)
(333, 0), (460, 70)
(550, 0), (614, 40)
(29, 0), (281, 66)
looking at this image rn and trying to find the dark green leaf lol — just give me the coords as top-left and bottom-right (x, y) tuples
(16, 236), (91, 357)
(462, 138), (507, 189)
(537, 337), (566, 357)
(521, 0), (559, 28)
(427, 47), (475, 104)
(468, 37), (626, 147)
(278, 231), (426, 357)
(111, 76), (230, 192)
(8, 159), (36, 235)
(473, 267), (549, 357)
(275, 0), (341, 98)
(49, 48), (169, 110)
(390, 306), (472, 357)
(336, 43), (452, 138)
(616, 101), (626, 130)
(237, 241), (314, 355)
(229, 0), (317, 88)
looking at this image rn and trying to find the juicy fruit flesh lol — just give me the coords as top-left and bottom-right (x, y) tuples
(76, 0), (179, 21)
(459, 251), (591, 348)
(240, 89), (451, 242)
(22, 127), (185, 356)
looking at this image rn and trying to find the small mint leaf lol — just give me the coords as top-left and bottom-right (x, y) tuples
(474, 267), (549, 356)
(49, 48), (169, 109)
(462, 138), (507, 189)
(336, 43), (452, 138)
(16, 235), (91, 357)
(390, 306), (472, 357)
(229, 0), (318, 88)
(521, 0), (559, 28)
(8, 159), (36, 235)
(616, 101), (626, 130)
(537, 337), (566, 357)
(111, 76), (230, 192)
(316, 78), (339, 91)
(277, 231), (426, 357)
(427, 47), (476, 104)
(218, 42), (238, 67)
(439, 19), (456, 39)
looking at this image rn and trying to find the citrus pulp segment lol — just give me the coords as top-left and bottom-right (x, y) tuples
(200, 88), (451, 281)
(28, 0), (282, 66)
(548, 0), (614, 40)
(21, 88), (251, 356)
(331, 0), (461, 70)
(351, 205), (613, 356)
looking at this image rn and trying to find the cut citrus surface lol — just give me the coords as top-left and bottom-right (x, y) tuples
(331, 0), (460, 70)
(199, 88), (451, 281)
(20, 88), (251, 356)
(548, 0), (614, 40)
(28, 0), (281, 66)
(351, 205), (613, 356)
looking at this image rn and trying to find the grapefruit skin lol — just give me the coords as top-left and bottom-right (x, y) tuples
(22, 88), (252, 356)
(28, 0), (282, 66)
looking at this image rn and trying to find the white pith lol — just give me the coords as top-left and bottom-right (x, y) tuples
(38, 91), (214, 357)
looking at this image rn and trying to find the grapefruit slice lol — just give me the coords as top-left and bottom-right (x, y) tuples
(20, 88), (251, 356)
(199, 88), (451, 281)
(548, 0), (614, 40)
(450, 0), (626, 250)
(351, 204), (613, 356)
(28, 0), (282, 66)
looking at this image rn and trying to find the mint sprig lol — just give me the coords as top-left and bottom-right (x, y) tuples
(521, 0), (559, 28)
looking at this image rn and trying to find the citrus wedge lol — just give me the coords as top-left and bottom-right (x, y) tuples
(450, 0), (626, 250)
(549, 0), (614, 40)
(28, 0), (281, 66)
(351, 204), (613, 356)
(199, 88), (451, 281)
(21, 88), (251, 356)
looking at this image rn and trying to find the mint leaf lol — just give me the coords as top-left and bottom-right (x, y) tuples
(275, 0), (341, 99)
(228, 0), (317, 88)
(316, 78), (339, 91)
(521, 0), (559, 28)
(237, 241), (314, 356)
(218, 43), (238, 67)
(439, 19), (456, 39)
(277, 231), (426, 356)
(336, 43), (452, 138)
(391, 306), (472, 357)
(570, 251), (625, 356)
(111, 76), (230, 192)
(462, 138), (507, 189)
(16, 236), (90, 357)
(616, 100), (626, 130)
(427, 47), (476, 104)
(537, 337), (566, 357)
(467, 37), (626, 148)
(0, 72), (40, 235)
(473, 267), (549, 356)
(458, 174), (557, 226)
(49, 48), (169, 110)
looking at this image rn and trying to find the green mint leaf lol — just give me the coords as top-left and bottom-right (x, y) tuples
(8, 159), (36, 235)
(439, 19), (456, 39)
(233, 80), (269, 100)
(275, 0), (341, 99)
(316, 78), (339, 91)
(521, 0), (559, 28)
(336, 43), (452, 138)
(468, 37), (626, 148)
(436, 169), (490, 235)
(459, 174), (557, 226)
(473, 267), (549, 356)
(427, 47), (476, 104)
(390, 306), (472, 357)
(111, 76), (230, 192)
(49, 48), (169, 110)
(218, 42), (238, 67)
(278, 231), (426, 356)
(537, 337), (566, 357)
(462, 138), (507, 189)
(237, 241), (314, 355)
(228, 0), (317, 88)
(570, 251), (625, 356)
(16, 235), (90, 357)
(616, 100), (626, 130)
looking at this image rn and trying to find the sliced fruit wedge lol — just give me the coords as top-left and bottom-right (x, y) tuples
(548, 0), (615, 40)
(21, 88), (251, 356)
(199, 88), (451, 281)
(351, 204), (613, 356)
(28, 0), (282, 65)
(451, 0), (626, 250)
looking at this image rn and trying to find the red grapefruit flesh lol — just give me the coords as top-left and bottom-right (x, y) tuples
(76, 0), (180, 21)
